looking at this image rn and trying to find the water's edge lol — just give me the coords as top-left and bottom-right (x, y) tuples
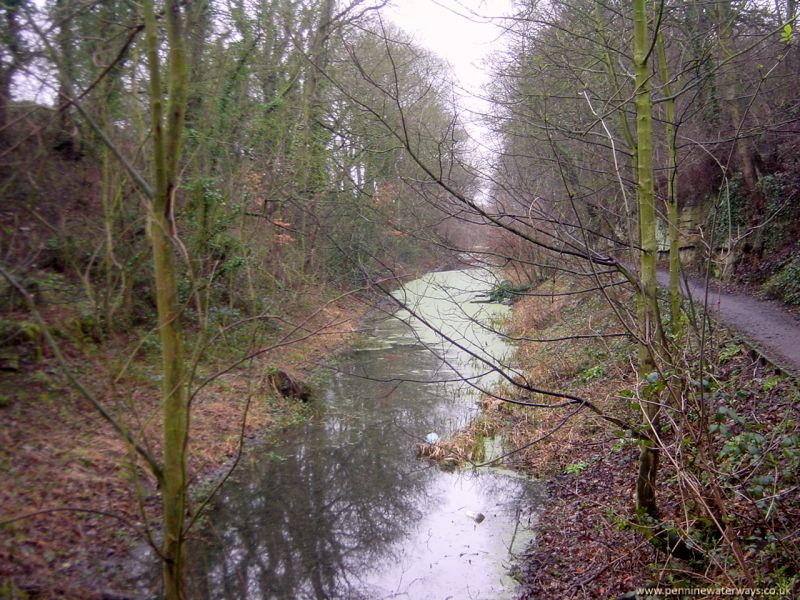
(130, 268), (545, 599)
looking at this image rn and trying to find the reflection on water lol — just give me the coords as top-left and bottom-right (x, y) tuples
(181, 269), (543, 599)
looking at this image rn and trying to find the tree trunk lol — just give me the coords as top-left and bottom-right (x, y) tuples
(143, 0), (190, 597)
(297, 0), (334, 275)
(594, 0), (637, 262)
(1, 0), (25, 139)
(0, 66), (10, 135)
(657, 32), (682, 338)
(716, 1), (764, 246)
(633, 0), (660, 519)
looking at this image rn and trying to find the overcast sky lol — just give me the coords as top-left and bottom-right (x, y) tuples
(383, 1), (511, 94)
(383, 0), (513, 195)
(382, 0), (513, 150)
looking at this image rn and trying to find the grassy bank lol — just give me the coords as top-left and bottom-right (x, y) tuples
(433, 275), (799, 599)
(0, 283), (371, 599)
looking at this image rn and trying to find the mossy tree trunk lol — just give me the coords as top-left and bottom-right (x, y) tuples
(656, 30), (683, 339)
(143, 0), (190, 597)
(633, 0), (660, 520)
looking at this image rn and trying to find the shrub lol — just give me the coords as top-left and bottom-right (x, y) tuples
(764, 254), (800, 305)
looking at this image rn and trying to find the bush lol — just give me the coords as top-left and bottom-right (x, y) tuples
(763, 254), (800, 305)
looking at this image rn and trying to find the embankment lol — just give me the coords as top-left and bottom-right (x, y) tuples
(446, 274), (799, 598)
(0, 289), (370, 599)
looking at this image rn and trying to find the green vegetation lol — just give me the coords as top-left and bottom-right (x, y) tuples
(764, 254), (800, 305)
(474, 277), (800, 596)
(564, 461), (589, 475)
(2, 0), (799, 597)
(1, 2), (471, 595)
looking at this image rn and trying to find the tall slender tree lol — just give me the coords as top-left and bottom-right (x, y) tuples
(633, 0), (661, 519)
(142, 0), (190, 595)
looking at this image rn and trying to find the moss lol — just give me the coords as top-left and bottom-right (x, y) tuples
(0, 579), (31, 599)
(485, 280), (531, 304)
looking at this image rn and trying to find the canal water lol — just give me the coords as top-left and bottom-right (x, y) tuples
(183, 269), (544, 599)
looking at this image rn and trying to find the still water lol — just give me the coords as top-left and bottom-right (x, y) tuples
(184, 269), (543, 599)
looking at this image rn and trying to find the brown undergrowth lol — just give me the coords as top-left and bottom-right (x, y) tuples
(0, 289), (369, 599)
(493, 279), (656, 599)
(437, 274), (799, 599)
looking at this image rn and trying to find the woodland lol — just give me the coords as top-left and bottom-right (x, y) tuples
(0, 0), (799, 598)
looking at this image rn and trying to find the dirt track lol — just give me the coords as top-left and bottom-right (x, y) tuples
(656, 270), (800, 375)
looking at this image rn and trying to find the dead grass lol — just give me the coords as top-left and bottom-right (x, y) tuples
(431, 274), (655, 598)
(416, 400), (508, 465)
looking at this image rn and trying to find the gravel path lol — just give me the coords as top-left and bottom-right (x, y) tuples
(656, 270), (800, 375)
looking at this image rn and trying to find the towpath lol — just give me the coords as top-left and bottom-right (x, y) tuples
(656, 269), (800, 375)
